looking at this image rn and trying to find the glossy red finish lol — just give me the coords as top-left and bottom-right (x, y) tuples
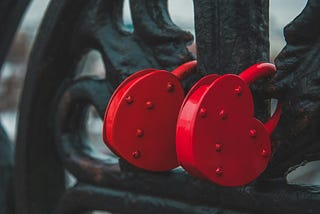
(103, 61), (197, 171)
(103, 69), (156, 157)
(239, 63), (276, 85)
(176, 63), (282, 186)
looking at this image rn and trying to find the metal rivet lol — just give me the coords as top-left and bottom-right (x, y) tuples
(219, 109), (228, 120)
(167, 82), (174, 92)
(215, 143), (223, 152)
(199, 107), (207, 118)
(132, 150), (141, 159)
(125, 95), (134, 104)
(261, 149), (269, 158)
(215, 167), (223, 176)
(146, 101), (154, 109)
(136, 129), (144, 138)
(234, 86), (242, 96)
(249, 129), (257, 138)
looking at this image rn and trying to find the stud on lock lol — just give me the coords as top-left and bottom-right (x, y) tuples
(249, 129), (257, 138)
(215, 167), (223, 176)
(261, 149), (269, 158)
(199, 107), (207, 118)
(125, 95), (134, 104)
(234, 86), (242, 96)
(167, 82), (175, 92)
(215, 143), (223, 152)
(136, 129), (144, 138)
(219, 109), (228, 120)
(146, 101), (154, 110)
(132, 150), (141, 159)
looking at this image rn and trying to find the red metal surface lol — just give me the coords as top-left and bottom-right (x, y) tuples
(239, 63), (276, 85)
(172, 60), (197, 79)
(103, 69), (156, 157)
(176, 63), (281, 186)
(264, 102), (282, 135)
(176, 74), (220, 179)
(103, 61), (197, 171)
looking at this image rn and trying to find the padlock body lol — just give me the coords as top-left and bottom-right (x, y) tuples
(176, 74), (271, 186)
(104, 70), (184, 171)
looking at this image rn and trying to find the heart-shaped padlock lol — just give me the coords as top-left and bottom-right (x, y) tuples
(103, 61), (197, 171)
(176, 63), (282, 186)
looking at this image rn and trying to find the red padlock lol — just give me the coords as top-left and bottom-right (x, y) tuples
(103, 61), (197, 171)
(176, 63), (282, 186)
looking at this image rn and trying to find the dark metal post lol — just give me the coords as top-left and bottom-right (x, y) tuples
(194, 0), (269, 119)
(0, 126), (14, 214)
(0, 0), (30, 71)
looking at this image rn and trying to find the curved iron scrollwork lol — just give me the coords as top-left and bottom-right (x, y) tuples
(3, 0), (319, 213)
(261, 0), (320, 179)
(15, 0), (195, 213)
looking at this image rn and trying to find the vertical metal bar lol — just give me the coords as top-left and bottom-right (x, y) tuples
(0, 0), (31, 71)
(194, 0), (269, 119)
(0, 125), (14, 214)
(0, 1), (30, 213)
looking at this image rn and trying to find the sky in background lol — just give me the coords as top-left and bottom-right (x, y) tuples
(269, 0), (307, 55)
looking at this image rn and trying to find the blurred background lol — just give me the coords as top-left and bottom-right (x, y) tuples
(1, 0), (318, 186)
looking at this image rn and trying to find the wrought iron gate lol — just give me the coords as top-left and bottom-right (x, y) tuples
(1, 0), (320, 213)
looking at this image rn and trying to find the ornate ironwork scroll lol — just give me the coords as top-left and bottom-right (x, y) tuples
(262, 0), (320, 179)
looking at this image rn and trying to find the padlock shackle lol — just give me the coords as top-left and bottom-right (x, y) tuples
(264, 102), (282, 135)
(239, 62), (281, 135)
(239, 63), (276, 85)
(172, 60), (197, 80)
